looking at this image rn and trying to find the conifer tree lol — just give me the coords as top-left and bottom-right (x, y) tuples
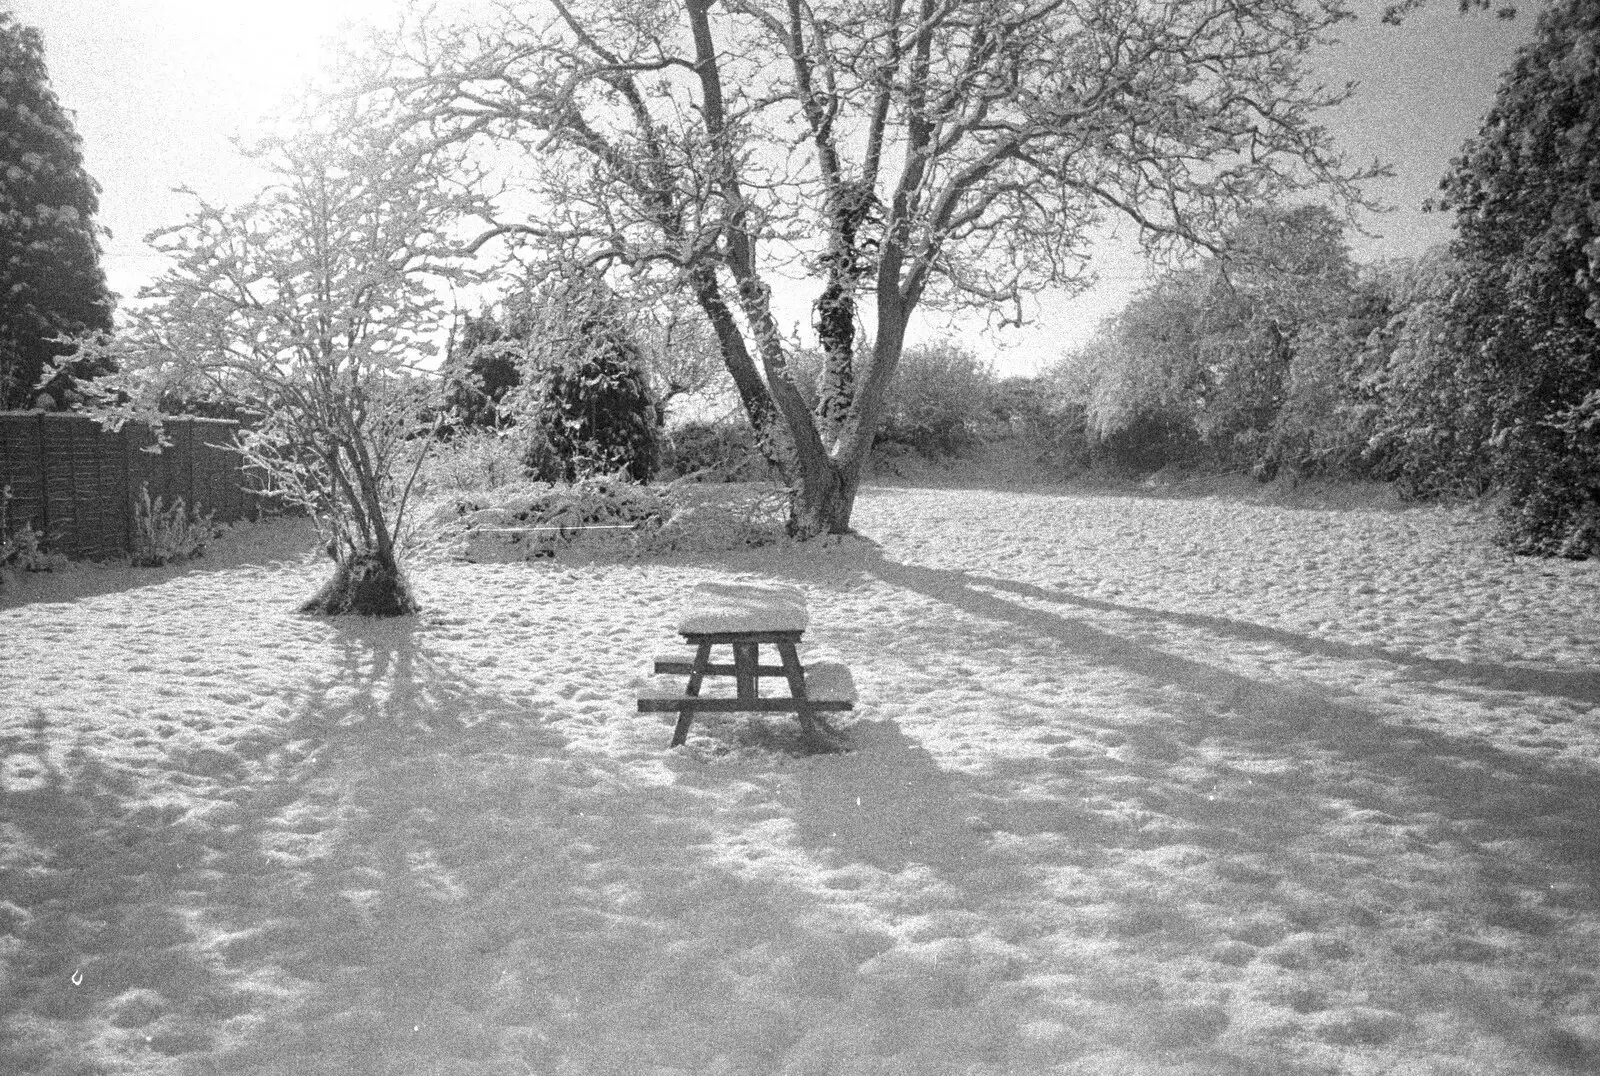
(0, 13), (113, 410)
(511, 275), (660, 484)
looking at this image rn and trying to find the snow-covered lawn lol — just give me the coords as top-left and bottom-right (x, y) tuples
(3, 482), (1599, 1075)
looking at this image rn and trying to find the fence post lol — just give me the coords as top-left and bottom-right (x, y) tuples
(64, 416), (78, 557)
(123, 421), (134, 555)
(35, 410), (48, 547)
(186, 420), (197, 512)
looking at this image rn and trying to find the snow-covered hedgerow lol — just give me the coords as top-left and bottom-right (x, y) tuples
(425, 476), (790, 560)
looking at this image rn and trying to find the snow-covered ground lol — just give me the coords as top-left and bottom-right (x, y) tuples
(3, 481), (1599, 1075)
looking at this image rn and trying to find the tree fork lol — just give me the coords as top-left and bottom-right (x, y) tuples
(788, 451), (860, 537)
(687, 263), (788, 471)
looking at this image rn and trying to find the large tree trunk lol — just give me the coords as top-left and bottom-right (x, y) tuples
(789, 451), (862, 537)
(779, 296), (911, 537)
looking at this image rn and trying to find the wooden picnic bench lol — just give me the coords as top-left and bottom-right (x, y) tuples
(637, 580), (854, 751)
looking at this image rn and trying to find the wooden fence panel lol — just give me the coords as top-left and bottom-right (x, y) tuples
(193, 421), (245, 521)
(0, 414), (47, 540)
(0, 412), (261, 559)
(40, 415), (84, 556)
(125, 420), (168, 521)
(102, 422), (132, 556)
(71, 414), (128, 559)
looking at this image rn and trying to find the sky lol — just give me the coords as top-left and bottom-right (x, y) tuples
(5, 0), (1541, 376)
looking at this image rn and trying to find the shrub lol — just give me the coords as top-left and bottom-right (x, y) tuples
(990, 377), (1095, 475)
(439, 307), (528, 431)
(1058, 206), (1363, 478)
(1492, 410), (1600, 558)
(131, 485), (219, 567)
(439, 475), (670, 558)
(1355, 254), (1497, 498)
(0, 484), (59, 577)
(418, 428), (535, 493)
(658, 420), (777, 482)
(1092, 409), (1206, 475)
(533, 353), (659, 481)
(986, 376), (1055, 436)
(507, 274), (661, 483)
(1496, 477), (1600, 558)
(1432, 0), (1600, 555)
(1037, 404), (1095, 475)
(1264, 278), (1395, 480)
(876, 341), (995, 458)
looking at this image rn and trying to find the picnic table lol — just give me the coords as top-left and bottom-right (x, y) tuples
(637, 580), (854, 751)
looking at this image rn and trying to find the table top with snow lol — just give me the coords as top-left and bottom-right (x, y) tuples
(674, 579), (809, 634)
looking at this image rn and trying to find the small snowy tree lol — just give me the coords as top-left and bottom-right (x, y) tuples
(0, 13), (114, 410)
(73, 94), (487, 614)
(632, 297), (726, 425)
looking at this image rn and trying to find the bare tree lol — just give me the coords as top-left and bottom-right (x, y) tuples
(634, 298), (729, 423)
(71, 92), (488, 613)
(359, 0), (1379, 534)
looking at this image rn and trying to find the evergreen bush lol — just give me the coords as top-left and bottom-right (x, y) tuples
(0, 14), (115, 411)
(508, 275), (661, 483)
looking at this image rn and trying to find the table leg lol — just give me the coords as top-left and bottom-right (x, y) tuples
(776, 640), (842, 751)
(686, 642), (712, 696)
(733, 641), (759, 700)
(671, 641), (714, 747)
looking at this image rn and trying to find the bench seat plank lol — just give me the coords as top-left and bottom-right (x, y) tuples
(652, 652), (788, 676)
(636, 660), (856, 710)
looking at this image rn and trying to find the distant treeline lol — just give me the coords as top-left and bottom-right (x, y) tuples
(1043, 1), (1600, 558)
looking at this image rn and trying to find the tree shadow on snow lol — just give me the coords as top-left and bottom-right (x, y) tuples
(846, 552), (1600, 1071)
(0, 710), (256, 1074)
(965, 570), (1600, 707)
(0, 615), (953, 1076)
